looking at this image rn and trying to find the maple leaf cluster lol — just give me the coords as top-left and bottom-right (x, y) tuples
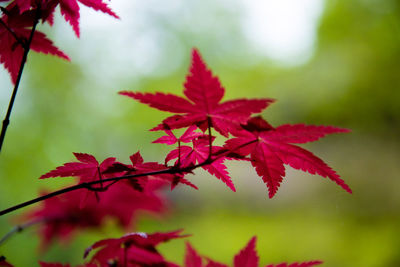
(29, 152), (175, 248)
(0, 0), (118, 83)
(120, 48), (352, 198)
(33, 231), (322, 267)
(0, 46), (352, 266)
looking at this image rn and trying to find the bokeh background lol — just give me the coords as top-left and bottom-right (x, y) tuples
(1, 0), (400, 266)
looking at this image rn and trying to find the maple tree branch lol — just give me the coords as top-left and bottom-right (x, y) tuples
(0, 165), (196, 217)
(0, 140), (257, 217)
(0, 6), (41, 153)
(0, 218), (44, 246)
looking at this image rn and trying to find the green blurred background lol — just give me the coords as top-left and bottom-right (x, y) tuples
(1, 0), (400, 266)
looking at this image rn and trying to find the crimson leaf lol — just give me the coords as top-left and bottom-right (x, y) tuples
(4, 0), (119, 37)
(225, 116), (352, 198)
(39, 152), (116, 183)
(185, 242), (203, 267)
(84, 230), (186, 266)
(0, 13), (69, 83)
(119, 48), (274, 137)
(233, 237), (259, 267)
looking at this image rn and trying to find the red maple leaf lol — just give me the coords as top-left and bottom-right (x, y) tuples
(153, 125), (203, 145)
(84, 230), (186, 267)
(194, 237), (259, 267)
(184, 242), (203, 267)
(0, 8), (69, 83)
(39, 152), (120, 206)
(2, 1), (56, 23)
(225, 116), (352, 198)
(233, 237), (259, 267)
(185, 237), (322, 267)
(39, 152), (116, 183)
(199, 237), (258, 267)
(26, 190), (106, 250)
(55, 0), (119, 37)
(119, 48), (274, 137)
(3, 0), (119, 37)
(165, 136), (236, 192)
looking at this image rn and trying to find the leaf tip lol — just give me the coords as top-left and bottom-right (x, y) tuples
(341, 127), (352, 133)
(191, 47), (200, 57)
(344, 185), (353, 194)
(268, 190), (277, 199)
(229, 184), (237, 192)
(118, 90), (132, 97)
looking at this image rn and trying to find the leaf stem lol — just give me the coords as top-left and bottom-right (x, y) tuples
(207, 117), (212, 160)
(97, 166), (104, 189)
(0, 5), (41, 153)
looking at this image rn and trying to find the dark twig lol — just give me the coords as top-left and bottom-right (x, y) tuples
(0, 166), (197, 217)
(0, 219), (44, 246)
(207, 117), (213, 160)
(0, 6), (41, 152)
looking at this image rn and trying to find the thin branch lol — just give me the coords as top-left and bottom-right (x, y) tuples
(0, 219), (43, 246)
(0, 166), (198, 217)
(0, 5), (41, 153)
(0, 139), (257, 217)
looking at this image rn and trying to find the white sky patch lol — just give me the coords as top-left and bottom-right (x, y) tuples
(39, 0), (324, 85)
(242, 0), (324, 64)
(52, 0), (186, 83)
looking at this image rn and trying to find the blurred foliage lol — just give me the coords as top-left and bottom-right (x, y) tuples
(303, 0), (400, 136)
(1, 0), (400, 266)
